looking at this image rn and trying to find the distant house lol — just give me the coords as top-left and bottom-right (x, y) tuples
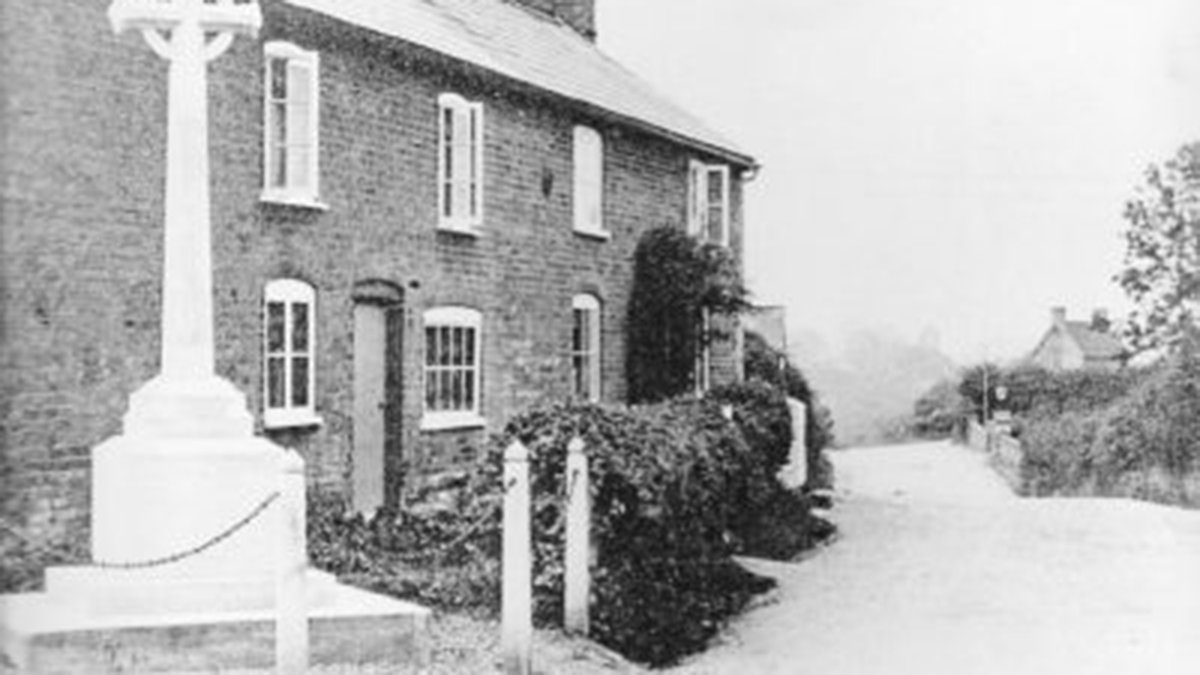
(1027, 307), (1128, 371)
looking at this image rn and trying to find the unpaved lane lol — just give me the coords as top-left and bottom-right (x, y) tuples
(671, 441), (1200, 675)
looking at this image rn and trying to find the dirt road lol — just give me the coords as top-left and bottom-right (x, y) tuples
(670, 441), (1200, 675)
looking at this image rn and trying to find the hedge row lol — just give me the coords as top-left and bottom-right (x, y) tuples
(310, 382), (802, 666)
(1019, 355), (1200, 506)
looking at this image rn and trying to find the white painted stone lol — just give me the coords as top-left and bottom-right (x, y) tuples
(564, 437), (590, 636)
(502, 441), (533, 675)
(276, 449), (309, 673)
(784, 398), (808, 488)
(90, 436), (282, 580)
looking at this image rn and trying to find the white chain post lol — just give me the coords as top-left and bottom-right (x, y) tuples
(564, 437), (591, 635)
(502, 441), (533, 675)
(276, 449), (309, 674)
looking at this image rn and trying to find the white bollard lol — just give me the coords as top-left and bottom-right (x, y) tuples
(276, 449), (308, 675)
(786, 399), (808, 489)
(564, 437), (590, 636)
(502, 441), (533, 675)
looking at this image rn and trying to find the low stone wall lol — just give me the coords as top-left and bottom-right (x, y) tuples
(967, 420), (1022, 492)
(989, 434), (1023, 491)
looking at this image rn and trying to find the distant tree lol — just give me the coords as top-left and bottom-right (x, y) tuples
(909, 379), (967, 438)
(957, 362), (1002, 423)
(1115, 141), (1200, 353)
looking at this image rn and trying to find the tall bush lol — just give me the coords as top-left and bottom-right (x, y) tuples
(742, 329), (837, 482)
(626, 226), (748, 403)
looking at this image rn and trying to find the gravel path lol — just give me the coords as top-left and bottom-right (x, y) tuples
(669, 441), (1200, 675)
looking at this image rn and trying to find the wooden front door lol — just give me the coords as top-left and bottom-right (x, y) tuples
(353, 302), (387, 515)
(352, 283), (405, 515)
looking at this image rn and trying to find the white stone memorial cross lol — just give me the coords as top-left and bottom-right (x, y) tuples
(108, 0), (261, 438)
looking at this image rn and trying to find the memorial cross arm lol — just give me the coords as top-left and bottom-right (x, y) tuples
(109, 0), (262, 38)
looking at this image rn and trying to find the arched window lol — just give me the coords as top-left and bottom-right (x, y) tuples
(572, 294), (602, 402)
(263, 279), (319, 428)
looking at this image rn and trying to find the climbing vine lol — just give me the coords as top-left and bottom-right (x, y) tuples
(626, 226), (748, 403)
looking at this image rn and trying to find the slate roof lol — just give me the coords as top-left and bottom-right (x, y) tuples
(1063, 322), (1126, 361)
(284, 0), (755, 168)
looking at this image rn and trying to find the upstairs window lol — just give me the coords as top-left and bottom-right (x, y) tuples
(687, 161), (730, 246)
(264, 279), (318, 428)
(423, 307), (484, 430)
(571, 294), (602, 401)
(438, 94), (484, 232)
(263, 42), (321, 206)
(573, 126), (606, 236)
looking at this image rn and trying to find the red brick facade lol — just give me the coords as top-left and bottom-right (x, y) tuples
(0, 0), (748, 545)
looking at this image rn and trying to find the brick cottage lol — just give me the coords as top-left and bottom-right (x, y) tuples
(1, 0), (757, 545)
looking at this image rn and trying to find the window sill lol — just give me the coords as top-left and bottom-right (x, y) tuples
(437, 222), (482, 238)
(421, 412), (487, 432)
(260, 191), (329, 211)
(573, 227), (611, 241)
(263, 409), (325, 430)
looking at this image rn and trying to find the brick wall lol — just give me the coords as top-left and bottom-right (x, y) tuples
(1, 0), (746, 546)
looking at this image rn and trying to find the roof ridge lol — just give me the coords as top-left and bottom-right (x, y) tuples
(284, 0), (755, 166)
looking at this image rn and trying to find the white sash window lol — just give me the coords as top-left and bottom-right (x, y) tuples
(263, 279), (319, 428)
(262, 42), (321, 207)
(687, 161), (730, 246)
(423, 307), (485, 430)
(573, 126), (606, 236)
(438, 94), (485, 232)
(571, 294), (602, 401)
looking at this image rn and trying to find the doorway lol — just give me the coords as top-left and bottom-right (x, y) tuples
(352, 281), (404, 515)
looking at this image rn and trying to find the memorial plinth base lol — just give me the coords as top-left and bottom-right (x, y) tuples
(0, 393), (430, 673)
(0, 581), (429, 674)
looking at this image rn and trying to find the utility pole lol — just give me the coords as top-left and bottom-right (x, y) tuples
(981, 363), (991, 452)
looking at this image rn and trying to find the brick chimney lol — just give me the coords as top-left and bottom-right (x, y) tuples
(1051, 306), (1067, 326)
(1091, 308), (1111, 333)
(510, 0), (596, 40)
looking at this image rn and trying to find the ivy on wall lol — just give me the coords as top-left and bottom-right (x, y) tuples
(626, 226), (748, 403)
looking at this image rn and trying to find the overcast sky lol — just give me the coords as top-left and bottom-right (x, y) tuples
(599, 0), (1200, 363)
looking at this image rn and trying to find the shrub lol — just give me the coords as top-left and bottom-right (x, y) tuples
(306, 492), (501, 613)
(626, 226), (748, 403)
(909, 380), (967, 439)
(308, 397), (788, 667)
(744, 331), (813, 402)
(740, 329), (837, 485)
(498, 400), (782, 665)
(706, 380), (792, 477)
(1018, 410), (1105, 496)
(1016, 354), (1200, 506)
(1086, 355), (1200, 504)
